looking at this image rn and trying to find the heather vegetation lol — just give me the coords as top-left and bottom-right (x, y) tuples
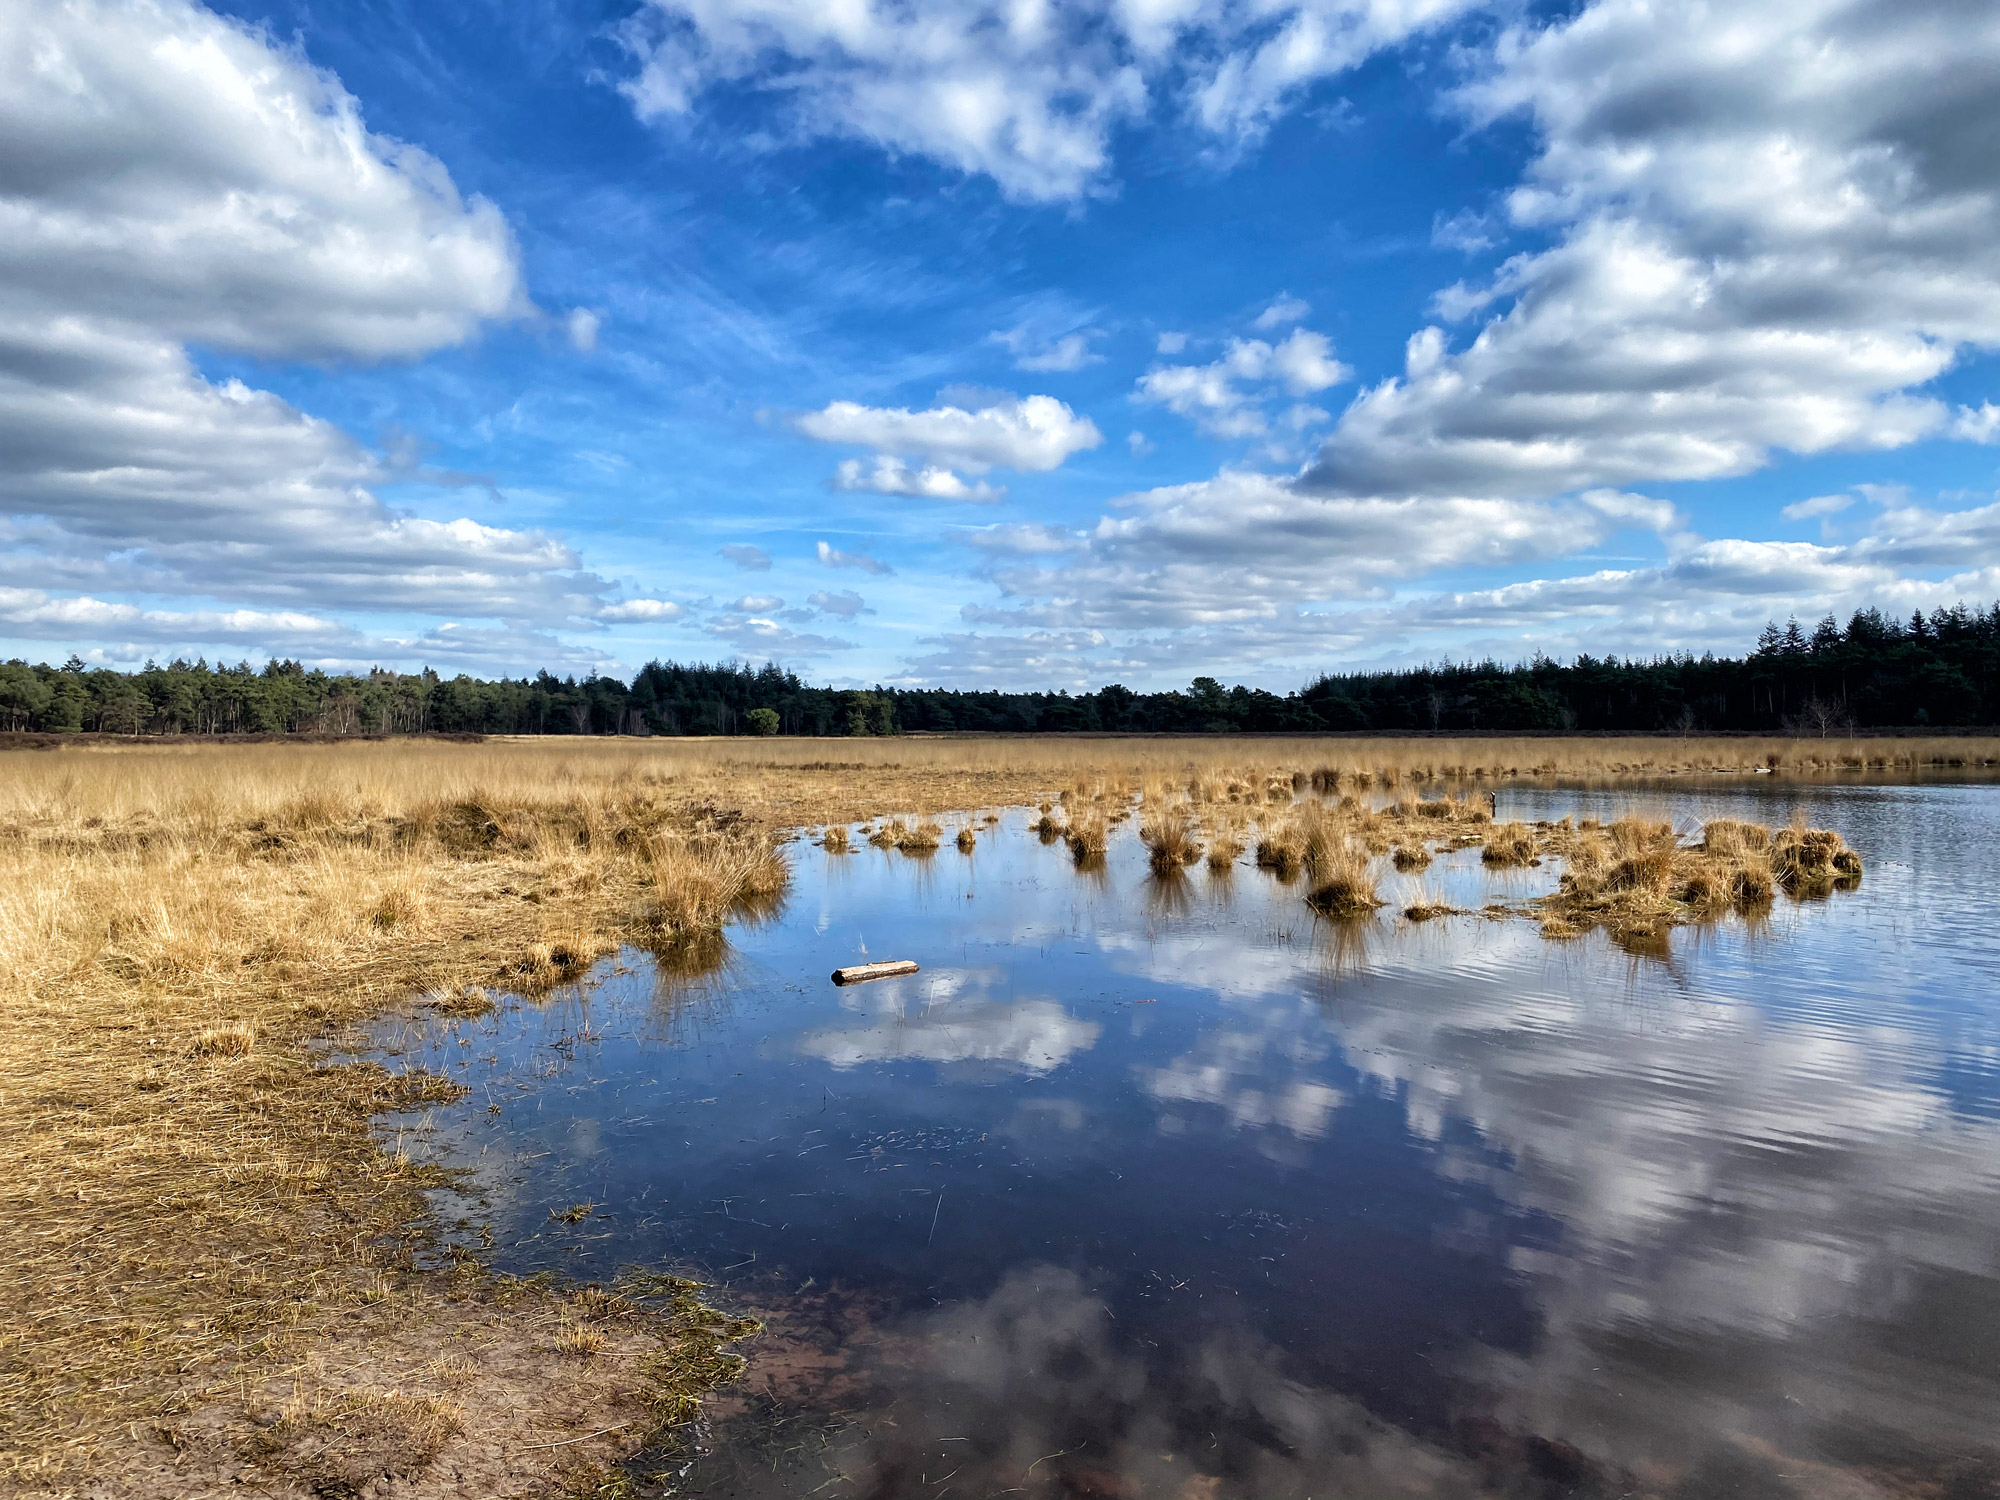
(8, 602), (2000, 738)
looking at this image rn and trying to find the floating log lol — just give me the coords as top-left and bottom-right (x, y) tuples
(831, 960), (920, 985)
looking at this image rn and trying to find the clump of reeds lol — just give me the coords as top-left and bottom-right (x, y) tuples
(1300, 807), (1383, 915)
(821, 824), (850, 853)
(955, 826), (976, 853)
(1770, 818), (1864, 889)
(1065, 809), (1108, 865)
(1481, 821), (1536, 867)
(1392, 842), (1432, 872)
(1402, 893), (1461, 922)
(1032, 810), (1066, 842)
(1254, 816), (1305, 877)
(637, 832), (790, 943)
(1140, 800), (1202, 873)
(1207, 832), (1245, 870)
(899, 820), (943, 853)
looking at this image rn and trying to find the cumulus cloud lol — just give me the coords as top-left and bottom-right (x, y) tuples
(0, 589), (356, 650)
(808, 589), (869, 618)
(0, 0), (603, 635)
(1782, 494), (1854, 523)
(703, 611), (857, 655)
(596, 597), (687, 621)
(731, 594), (784, 612)
(834, 455), (1004, 502)
(565, 308), (601, 352)
(994, 323), (1104, 372)
(797, 394), (1103, 503)
(719, 543), (772, 571)
(1135, 329), (1350, 438)
(1252, 293), (1310, 330)
(968, 470), (1677, 634)
(1301, 0), (2000, 503)
(616, 0), (1479, 201)
(817, 540), (895, 575)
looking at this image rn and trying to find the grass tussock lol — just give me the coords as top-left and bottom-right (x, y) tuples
(1140, 797), (1203, 873)
(821, 823), (850, 853)
(1300, 805), (1384, 916)
(1065, 808), (1109, 865)
(1534, 813), (1855, 939)
(1207, 831), (1246, 870)
(1481, 821), (1537, 867)
(956, 825), (977, 853)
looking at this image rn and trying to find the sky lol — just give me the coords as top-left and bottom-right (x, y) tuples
(6, 0), (2000, 691)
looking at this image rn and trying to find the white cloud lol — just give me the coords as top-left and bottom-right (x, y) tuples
(1135, 329), (1351, 438)
(1155, 331), (1188, 355)
(808, 589), (869, 618)
(1953, 404), (2000, 444)
(565, 308), (601, 353)
(719, 543), (772, 571)
(1781, 493), (1854, 522)
(1252, 293), (1310, 330)
(616, 0), (1480, 201)
(817, 539), (895, 575)
(0, 0), (600, 634)
(798, 394), (1102, 474)
(0, 589), (354, 648)
(967, 470), (1679, 633)
(995, 325), (1105, 372)
(834, 455), (1004, 502)
(703, 612), (857, 655)
(1301, 0), (2000, 503)
(731, 594), (784, 612)
(596, 598), (687, 621)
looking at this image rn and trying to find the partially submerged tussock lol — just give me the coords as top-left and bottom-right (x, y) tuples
(1140, 795), (1203, 873)
(1481, 821), (1538, 867)
(1531, 813), (1860, 941)
(1300, 804), (1385, 916)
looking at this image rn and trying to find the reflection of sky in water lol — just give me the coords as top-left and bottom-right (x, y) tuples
(379, 786), (2000, 1498)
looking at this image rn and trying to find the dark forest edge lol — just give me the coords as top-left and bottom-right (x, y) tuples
(6, 604), (2000, 737)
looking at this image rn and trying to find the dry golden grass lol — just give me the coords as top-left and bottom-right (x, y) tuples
(1140, 794), (1203, 872)
(1482, 820), (1538, 867)
(1298, 803), (1386, 916)
(0, 730), (1943, 1489)
(0, 740), (793, 1489)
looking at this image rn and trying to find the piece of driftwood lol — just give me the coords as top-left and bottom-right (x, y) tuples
(831, 960), (920, 985)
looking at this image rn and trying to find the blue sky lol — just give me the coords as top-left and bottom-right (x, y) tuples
(6, 0), (2000, 689)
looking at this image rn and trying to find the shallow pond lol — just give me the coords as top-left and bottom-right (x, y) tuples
(379, 780), (2000, 1498)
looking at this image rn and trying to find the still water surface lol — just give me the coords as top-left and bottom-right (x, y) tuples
(381, 781), (2000, 1498)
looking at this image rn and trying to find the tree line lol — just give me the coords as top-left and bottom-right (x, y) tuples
(5, 602), (1999, 738)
